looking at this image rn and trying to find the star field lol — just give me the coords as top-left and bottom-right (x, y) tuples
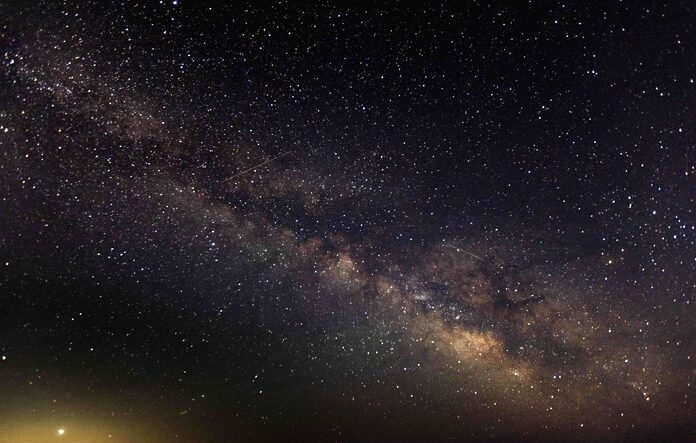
(1, 1), (695, 442)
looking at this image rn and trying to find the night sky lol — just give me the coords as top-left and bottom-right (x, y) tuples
(1, 1), (696, 442)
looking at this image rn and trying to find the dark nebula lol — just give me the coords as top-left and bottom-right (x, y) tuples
(1, 1), (695, 442)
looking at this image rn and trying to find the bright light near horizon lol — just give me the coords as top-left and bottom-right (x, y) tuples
(57, 428), (65, 436)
